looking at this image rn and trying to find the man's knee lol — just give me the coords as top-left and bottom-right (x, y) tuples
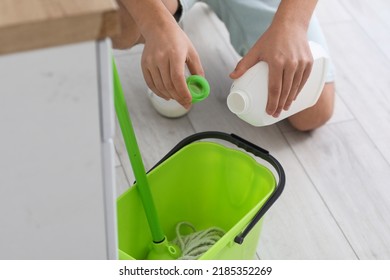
(288, 83), (335, 132)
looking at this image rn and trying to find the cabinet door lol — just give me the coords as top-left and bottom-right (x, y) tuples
(0, 41), (115, 259)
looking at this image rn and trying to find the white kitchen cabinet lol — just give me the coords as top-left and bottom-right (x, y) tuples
(0, 0), (119, 259)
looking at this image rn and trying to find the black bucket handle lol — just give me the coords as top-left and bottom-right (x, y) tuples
(148, 131), (285, 245)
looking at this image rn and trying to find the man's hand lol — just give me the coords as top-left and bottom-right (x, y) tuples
(117, 0), (204, 109)
(230, 24), (312, 117)
(230, 0), (317, 118)
(141, 21), (204, 109)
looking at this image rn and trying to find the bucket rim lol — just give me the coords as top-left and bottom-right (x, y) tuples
(146, 131), (285, 245)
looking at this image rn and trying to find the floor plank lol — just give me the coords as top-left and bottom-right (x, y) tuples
(322, 22), (390, 165)
(285, 121), (390, 259)
(114, 150), (121, 167)
(339, 0), (390, 60)
(115, 165), (131, 197)
(315, 0), (353, 24)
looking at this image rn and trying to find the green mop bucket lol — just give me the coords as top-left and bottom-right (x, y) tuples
(117, 131), (285, 260)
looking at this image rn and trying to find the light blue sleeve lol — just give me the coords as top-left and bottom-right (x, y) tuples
(177, 0), (198, 22)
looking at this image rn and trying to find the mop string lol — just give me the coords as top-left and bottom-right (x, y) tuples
(174, 221), (226, 260)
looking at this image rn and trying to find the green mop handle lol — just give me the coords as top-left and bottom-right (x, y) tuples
(113, 60), (165, 243)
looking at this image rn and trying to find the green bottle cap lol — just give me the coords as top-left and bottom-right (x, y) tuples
(186, 75), (210, 103)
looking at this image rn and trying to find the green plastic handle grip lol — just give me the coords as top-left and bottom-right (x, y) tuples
(113, 60), (165, 243)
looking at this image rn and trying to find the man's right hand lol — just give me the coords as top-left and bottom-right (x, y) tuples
(141, 20), (204, 109)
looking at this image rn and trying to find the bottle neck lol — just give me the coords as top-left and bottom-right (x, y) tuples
(227, 90), (249, 114)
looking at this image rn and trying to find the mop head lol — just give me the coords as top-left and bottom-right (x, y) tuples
(172, 222), (225, 260)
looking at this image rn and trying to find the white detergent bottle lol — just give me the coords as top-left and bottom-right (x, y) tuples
(227, 41), (330, 127)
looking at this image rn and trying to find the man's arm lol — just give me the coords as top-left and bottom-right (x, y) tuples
(114, 0), (204, 108)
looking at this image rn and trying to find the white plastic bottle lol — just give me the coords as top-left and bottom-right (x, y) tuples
(227, 41), (330, 127)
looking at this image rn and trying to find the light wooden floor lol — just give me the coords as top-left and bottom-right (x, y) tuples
(113, 0), (390, 260)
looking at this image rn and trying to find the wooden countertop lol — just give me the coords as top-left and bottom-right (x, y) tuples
(0, 0), (119, 55)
